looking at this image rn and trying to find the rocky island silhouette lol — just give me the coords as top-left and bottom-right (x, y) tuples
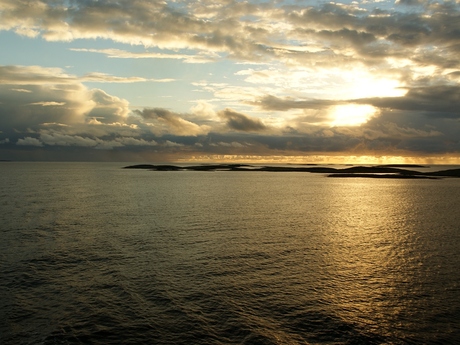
(124, 164), (460, 179)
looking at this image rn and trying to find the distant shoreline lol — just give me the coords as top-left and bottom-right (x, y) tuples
(123, 164), (460, 179)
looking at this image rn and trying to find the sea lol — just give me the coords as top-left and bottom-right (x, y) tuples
(1, 162), (460, 345)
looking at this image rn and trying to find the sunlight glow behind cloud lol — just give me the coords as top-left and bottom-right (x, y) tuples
(329, 104), (378, 127)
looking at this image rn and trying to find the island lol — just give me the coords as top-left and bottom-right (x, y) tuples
(123, 164), (460, 179)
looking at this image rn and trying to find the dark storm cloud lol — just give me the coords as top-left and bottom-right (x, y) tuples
(218, 108), (267, 132)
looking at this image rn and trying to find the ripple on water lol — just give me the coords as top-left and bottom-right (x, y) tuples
(1, 164), (460, 344)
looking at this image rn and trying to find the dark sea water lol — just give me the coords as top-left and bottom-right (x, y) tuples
(1, 162), (460, 345)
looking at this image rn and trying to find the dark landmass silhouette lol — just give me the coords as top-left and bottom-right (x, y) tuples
(425, 168), (460, 177)
(327, 174), (438, 179)
(123, 164), (460, 179)
(336, 166), (420, 175)
(124, 164), (162, 169)
(376, 164), (427, 168)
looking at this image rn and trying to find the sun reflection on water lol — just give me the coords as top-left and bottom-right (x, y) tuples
(316, 178), (426, 338)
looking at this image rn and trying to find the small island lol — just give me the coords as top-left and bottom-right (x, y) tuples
(123, 164), (460, 179)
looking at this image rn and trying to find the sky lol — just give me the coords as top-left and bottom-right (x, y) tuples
(1, 0), (460, 164)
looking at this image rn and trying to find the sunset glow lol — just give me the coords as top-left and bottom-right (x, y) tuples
(329, 104), (378, 127)
(0, 0), (459, 163)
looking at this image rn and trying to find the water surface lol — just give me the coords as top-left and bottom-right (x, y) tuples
(1, 162), (460, 344)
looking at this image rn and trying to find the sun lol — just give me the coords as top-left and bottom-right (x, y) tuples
(329, 104), (377, 127)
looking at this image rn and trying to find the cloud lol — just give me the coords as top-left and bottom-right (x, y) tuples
(218, 108), (267, 132)
(17, 137), (43, 147)
(0, 65), (154, 84)
(70, 48), (217, 64)
(40, 132), (99, 147)
(1, 1), (460, 162)
(253, 95), (338, 111)
(4, 69), (148, 90)
(190, 100), (217, 119)
(0, 65), (134, 131)
(396, 0), (428, 6)
(0, 65), (75, 85)
(0, 83), (89, 129)
(135, 108), (211, 136)
(354, 84), (460, 118)
(163, 140), (184, 148)
(35, 130), (159, 149)
(11, 88), (32, 93)
(1, 0), (459, 73)
(213, 141), (246, 148)
(0, 65), (213, 153)
(82, 72), (174, 83)
(29, 101), (66, 106)
(88, 89), (130, 123)
(2, 0), (459, 103)
(81, 72), (150, 83)
(1, 61), (460, 161)
(285, 2), (460, 70)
